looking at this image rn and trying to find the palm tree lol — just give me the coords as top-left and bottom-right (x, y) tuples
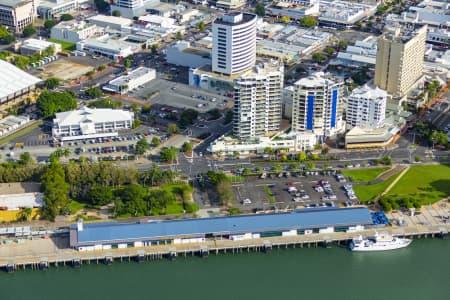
(63, 148), (71, 158)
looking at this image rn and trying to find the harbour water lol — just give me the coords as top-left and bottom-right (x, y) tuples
(0, 239), (448, 300)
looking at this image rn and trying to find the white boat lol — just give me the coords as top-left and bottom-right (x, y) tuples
(350, 233), (412, 251)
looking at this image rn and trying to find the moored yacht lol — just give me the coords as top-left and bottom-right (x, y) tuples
(350, 233), (412, 251)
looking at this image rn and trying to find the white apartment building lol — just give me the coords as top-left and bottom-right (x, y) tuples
(292, 72), (345, 141)
(374, 25), (427, 97)
(51, 20), (103, 43)
(233, 61), (284, 139)
(212, 12), (257, 76)
(0, 0), (36, 33)
(103, 67), (156, 94)
(52, 107), (134, 141)
(347, 85), (387, 129)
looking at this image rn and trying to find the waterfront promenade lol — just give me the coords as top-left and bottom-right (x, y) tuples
(0, 222), (448, 271)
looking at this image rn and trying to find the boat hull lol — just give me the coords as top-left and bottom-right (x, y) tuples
(350, 239), (412, 252)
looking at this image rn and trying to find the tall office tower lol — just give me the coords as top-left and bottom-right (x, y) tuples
(212, 12), (257, 75)
(347, 85), (387, 129)
(233, 61), (284, 139)
(374, 25), (427, 97)
(292, 72), (344, 140)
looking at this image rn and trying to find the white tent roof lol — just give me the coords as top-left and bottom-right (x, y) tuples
(0, 60), (42, 100)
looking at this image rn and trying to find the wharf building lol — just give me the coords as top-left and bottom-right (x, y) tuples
(291, 72), (345, 143)
(69, 207), (374, 251)
(0, 0), (37, 33)
(374, 25), (427, 98)
(346, 85), (387, 129)
(212, 12), (257, 76)
(52, 107), (134, 142)
(233, 61), (284, 139)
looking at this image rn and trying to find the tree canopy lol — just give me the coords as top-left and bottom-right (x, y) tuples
(85, 87), (103, 98)
(255, 4), (265, 17)
(44, 19), (57, 29)
(135, 138), (150, 154)
(23, 24), (36, 37)
(41, 158), (70, 221)
(60, 14), (74, 21)
(44, 77), (60, 90)
(112, 10), (121, 17)
(299, 16), (318, 27)
(160, 147), (178, 162)
(167, 123), (180, 134)
(37, 90), (77, 118)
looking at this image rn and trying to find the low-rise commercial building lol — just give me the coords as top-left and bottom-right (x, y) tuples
(334, 36), (377, 67)
(70, 207), (374, 251)
(76, 36), (135, 60)
(87, 15), (133, 31)
(0, 0), (36, 33)
(52, 107), (134, 141)
(216, 0), (246, 10)
(0, 59), (42, 113)
(103, 67), (156, 94)
(319, 0), (378, 29)
(51, 20), (103, 43)
(110, 0), (160, 19)
(20, 38), (62, 55)
(266, 1), (320, 19)
(166, 41), (212, 68)
(0, 115), (31, 137)
(345, 126), (398, 149)
(37, 0), (78, 19)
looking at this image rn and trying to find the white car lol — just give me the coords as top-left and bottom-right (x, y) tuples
(242, 198), (252, 205)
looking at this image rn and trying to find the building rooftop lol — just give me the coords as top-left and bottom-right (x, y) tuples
(294, 72), (339, 88)
(88, 15), (133, 27)
(72, 207), (373, 245)
(21, 38), (60, 51)
(0, 193), (44, 210)
(54, 107), (134, 127)
(109, 67), (155, 87)
(346, 126), (394, 144)
(0, 60), (42, 100)
(0, 0), (31, 8)
(350, 85), (387, 102)
(382, 24), (427, 44)
(214, 12), (256, 26)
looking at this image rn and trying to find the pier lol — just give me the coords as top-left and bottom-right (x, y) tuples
(1, 223), (448, 272)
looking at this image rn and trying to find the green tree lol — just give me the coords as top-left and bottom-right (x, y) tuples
(197, 21), (205, 32)
(160, 147), (178, 162)
(179, 109), (198, 127)
(298, 151), (307, 162)
(324, 47), (336, 56)
(85, 87), (103, 98)
(381, 155), (392, 165)
(124, 58), (132, 68)
(60, 14), (74, 21)
(175, 31), (183, 40)
(182, 142), (193, 153)
(19, 152), (33, 165)
(41, 158), (70, 221)
(37, 91), (77, 117)
(135, 138), (150, 154)
(112, 10), (121, 17)
(88, 185), (114, 206)
(281, 16), (290, 23)
(151, 43), (159, 53)
(13, 55), (29, 69)
(167, 123), (180, 134)
(306, 162), (315, 170)
(44, 77), (60, 90)
(151, 136), (161, 147)
(22, 24), (36, 37)
(44, 19), (57, 29)
(94, 0), (110, 11)
(312, 52), (328, 63)
(97, 64), (106, 71)
(299, 16), (318, 27)
(255, 4), (265, 17)
(223, 110), (233, 125)
(338, 41), (348, 50)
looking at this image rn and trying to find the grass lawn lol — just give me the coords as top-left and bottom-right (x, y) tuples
(341, 167), (389, 183)
(0, 120), (43, 146)
(66, 200), (87, 214)
(386, 164), (450, 205)
(264, 185), (276, 204)
(353, 173), (400, 203)
(49, 39), (76, 51)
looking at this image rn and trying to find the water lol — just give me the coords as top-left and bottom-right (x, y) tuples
(1, 239), (449, 300)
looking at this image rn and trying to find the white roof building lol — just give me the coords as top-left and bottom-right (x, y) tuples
(103, 67), (156, 94)
(20, 38), (62, 55)
(52, 107), (134, 141)
(347, 85), (387, 129)
(319, 0), (378, 28)
(335, 36), (378, 66)
(88, 15), (133, 31)
(0, 59), (42, 105)
(0, 193), (43, 210)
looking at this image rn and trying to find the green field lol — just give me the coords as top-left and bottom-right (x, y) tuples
(49, 39), (76, 51)
(353, 173), (400, 203)
(341, 167), (390, 183)
(385, 164), (450, 205)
